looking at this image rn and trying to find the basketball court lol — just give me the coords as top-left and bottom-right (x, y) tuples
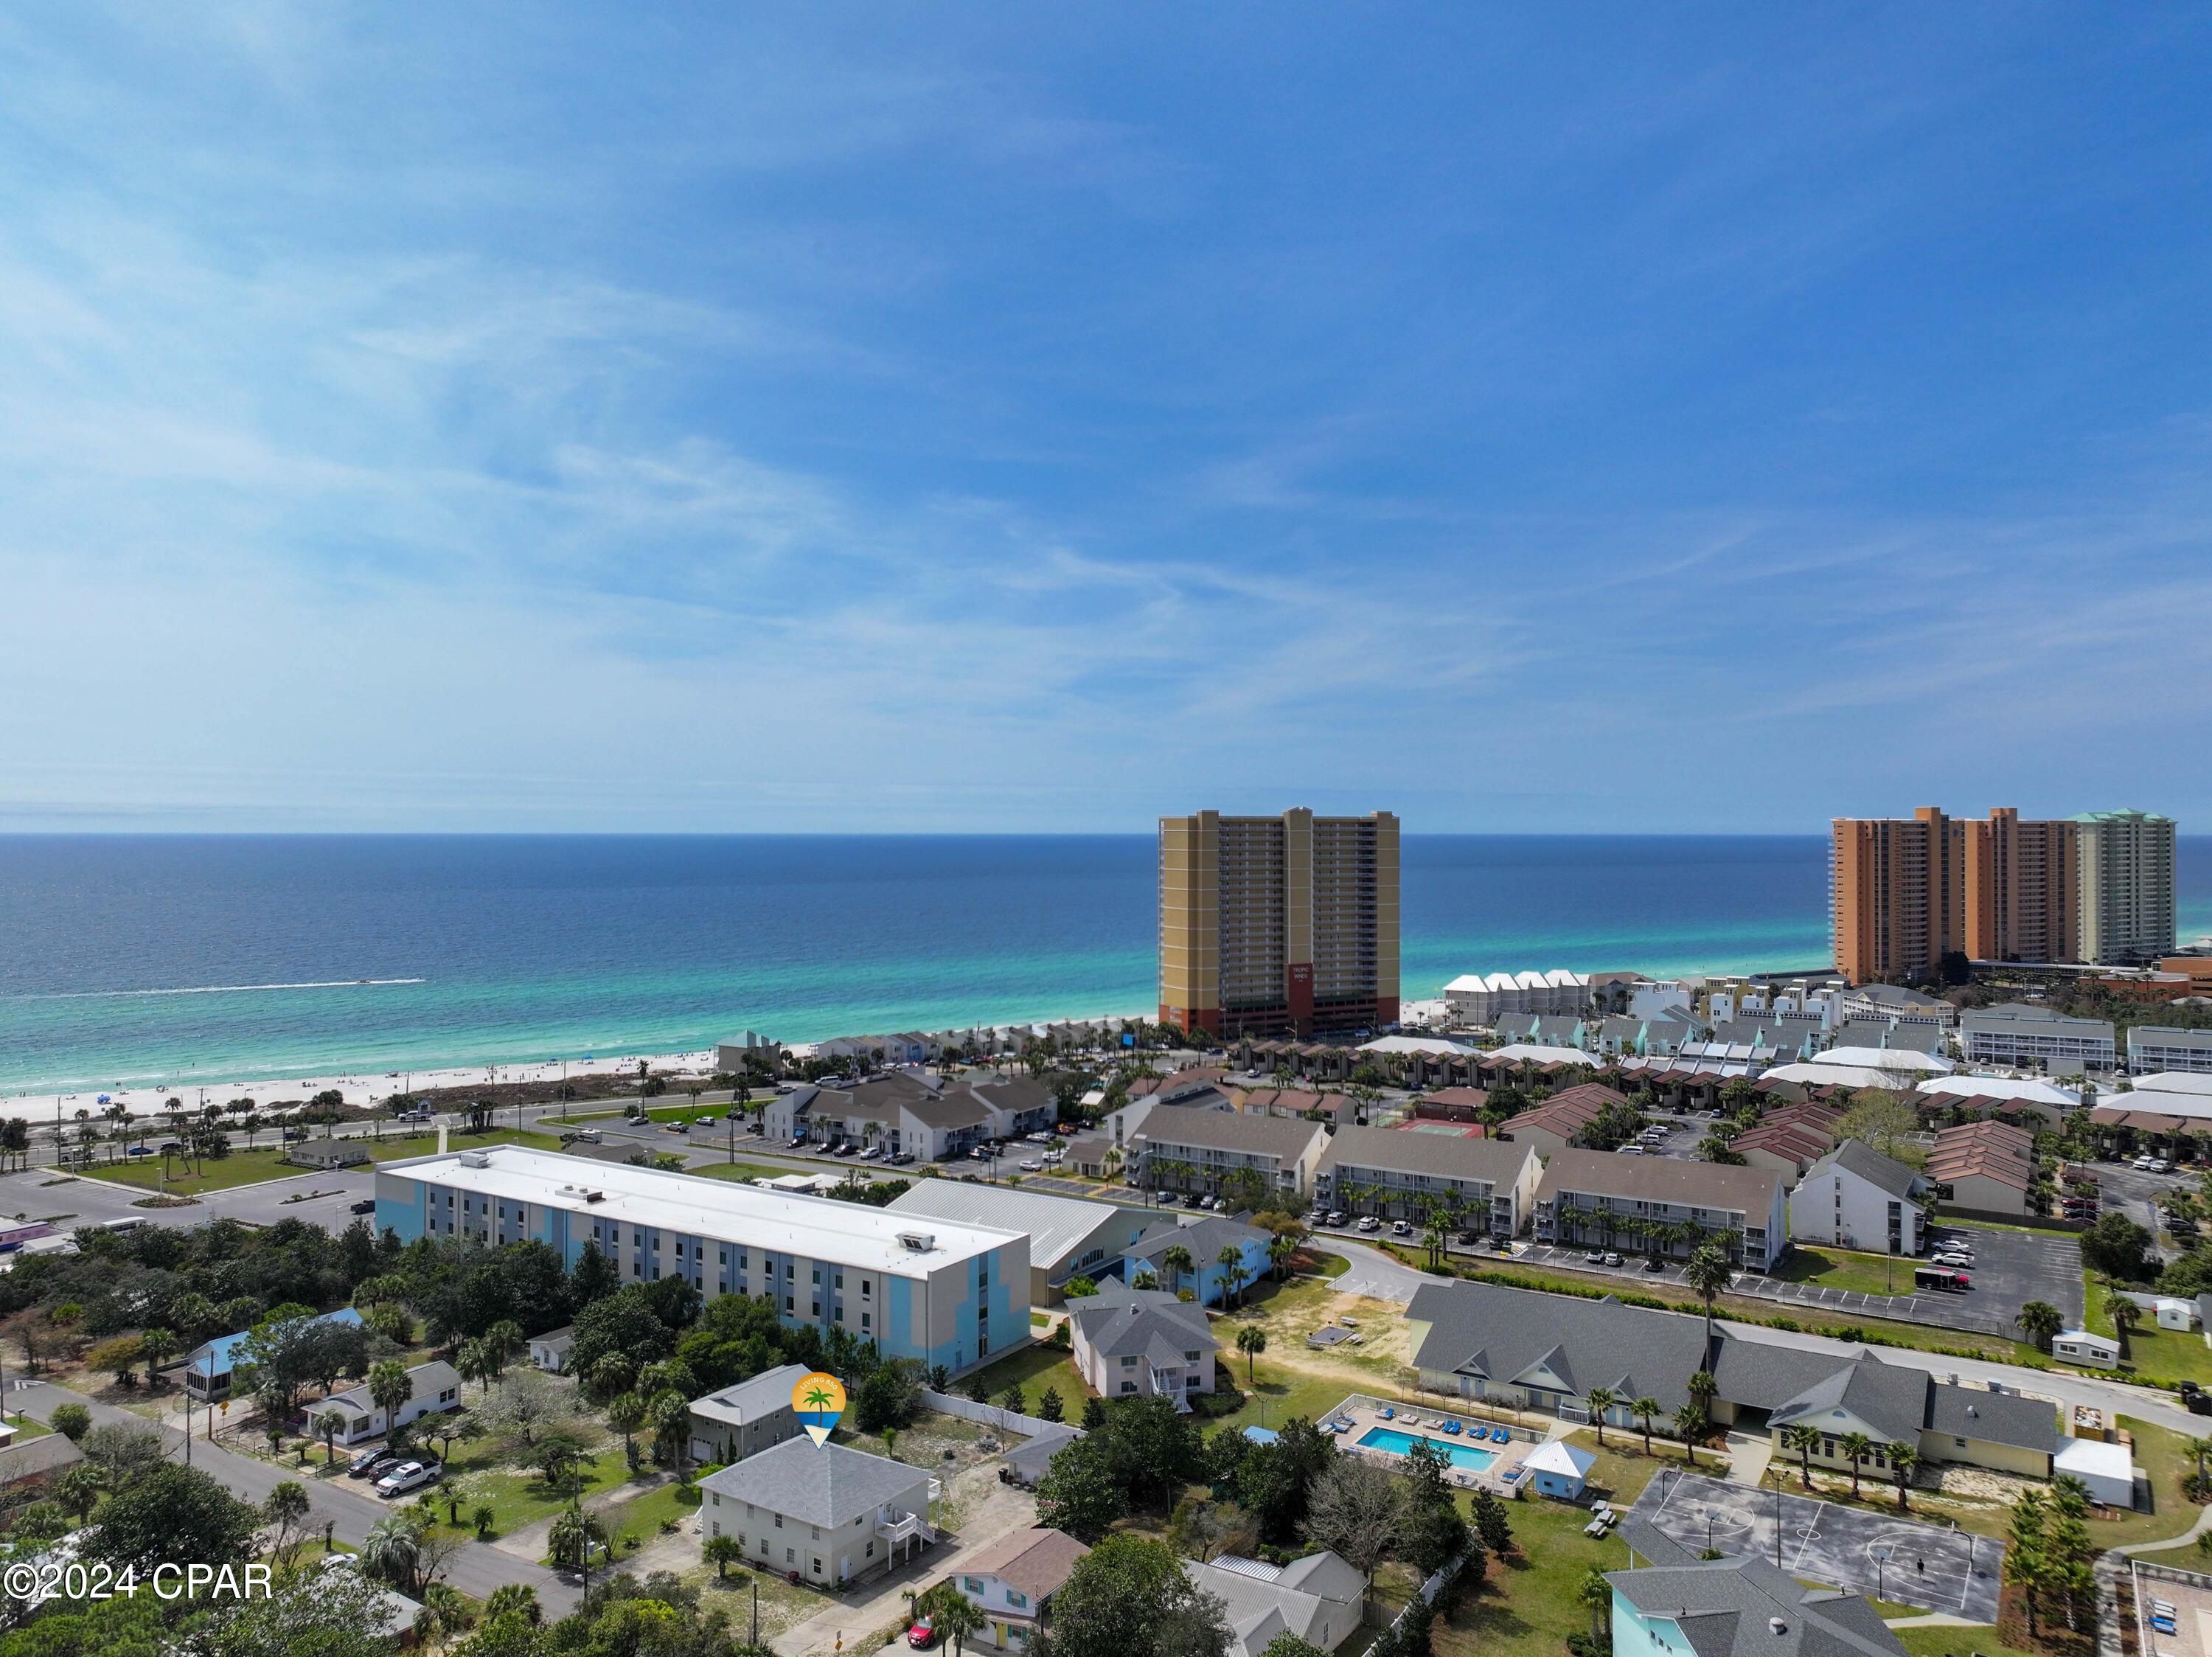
(1627, 1468), (2003, 1621)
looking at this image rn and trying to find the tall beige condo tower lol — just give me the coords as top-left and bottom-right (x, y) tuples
(2075, 810), (2177, 964)
(1158, 809), (1399, 1037)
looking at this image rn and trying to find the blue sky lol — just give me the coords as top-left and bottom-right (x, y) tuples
(4, 6), (2210, 833)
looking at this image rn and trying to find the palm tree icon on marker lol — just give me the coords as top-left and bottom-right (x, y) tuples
(793, 1372), (847, 1448)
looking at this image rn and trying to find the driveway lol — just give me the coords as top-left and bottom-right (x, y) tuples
(1923, 1222), (2085, 1327)
(12, 1378), (578, 1614)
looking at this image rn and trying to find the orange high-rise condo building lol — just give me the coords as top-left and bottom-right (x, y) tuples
(1158, 809), (1399, 1038)
(1832, 806), (2079, 984)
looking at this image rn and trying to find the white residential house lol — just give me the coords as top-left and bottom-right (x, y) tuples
(299, 1359), (463, 1447)
(942, 1526), (1091, 1650)
(1787, 1139), (1930, 1256)
(527, 1326), (576, 1372)
(701, 1438), (937, 1587)
(1065, 1282), (1217, 1410)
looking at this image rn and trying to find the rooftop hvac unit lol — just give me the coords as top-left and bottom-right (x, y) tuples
(459, 1150), (490, 1168)
(897, 1231), (936, 1252)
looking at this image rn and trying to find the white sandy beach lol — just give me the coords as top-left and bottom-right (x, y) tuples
(0, 1049), (722, 1130)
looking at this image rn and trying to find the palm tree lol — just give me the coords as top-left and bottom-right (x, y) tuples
(2014, 1301), (2064, 1353)
(1161, 1244), (1195, 1298)
(1885, 1442), (1919, 1510)
(1683, 1246), (1733, 1349)
(924, 1584), (986, 1657)
(1237, 1327), (1268, 1382)
(1576, 1566), (1613, 1642)
(366, 1360), (414, 1432)
(54, 1465), (101, 1526)
(1837, 1431), (1874, 1499)
(548, 1504), (608, 1588)
(1686, 1369), (1718, 1425)
(1217, 1244), (1248, 1309)
(608, 1392), (647, 1470)
(1584, 1386), (1616, 1448)
(1267, 1234), (1298, 1282)
(361, 1515), (423, 1597)
(1783, 1422), (1822, 1489)
(1632, 1397), (1660, 1456)
(1672, 1403), (1705, 1468)
(704, 1534), (744, 1580)
(316, 1408), (347, 1467)
(2187, 1437), (2212, 1498)
(2107, 1293), (2140, 1362)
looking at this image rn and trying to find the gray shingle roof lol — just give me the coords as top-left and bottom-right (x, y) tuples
(1537, 1148), (1783, 1216)
(1804, 1139), (1926, 1202)
(1132, 1105), (1327, 1161)
(1067, 1282), (1212, 1364)
(1121, 1214), (1267, 1268)
(1406, 1280), (1714, 1416)
(1607, 1553), (1906, 1657)
(699, 1437), (931, 1528)
(688, 1363), (812, 1429)
(1318, 1125), (1536, 1187)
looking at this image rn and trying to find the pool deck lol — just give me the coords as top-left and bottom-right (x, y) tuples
(1322, 1394), (1535, 1496)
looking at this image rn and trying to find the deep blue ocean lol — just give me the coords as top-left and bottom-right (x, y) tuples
(4, 834), (2208, 1094)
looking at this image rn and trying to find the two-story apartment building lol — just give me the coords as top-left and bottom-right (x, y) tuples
(1532, 1149), (1787, 1271)
(1130, 1105), (1329, 1201)
(1313, 1125), (1541, 1237)
(377, 1146), (1029, 1375)
(1788, 1139), (1930, 1255)
(1959, 1004), (2117, 1074)
(701, 1439), (937, 1587)
(762, 1072), (1060, 1161)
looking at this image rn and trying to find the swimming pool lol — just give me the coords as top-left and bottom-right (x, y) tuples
(1357, 1427), (1499, 1472)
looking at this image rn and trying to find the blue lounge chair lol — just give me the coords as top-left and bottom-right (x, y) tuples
(1380, 1406), (1394, 1420)
(1443, 1420), (1461, 1435)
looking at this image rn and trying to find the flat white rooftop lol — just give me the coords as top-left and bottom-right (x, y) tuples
(381, 1145), (1022, 1273)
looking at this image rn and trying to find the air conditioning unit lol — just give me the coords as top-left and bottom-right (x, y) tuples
(459, 1150), (491, 1168)
(897, 1231), (936, 1252)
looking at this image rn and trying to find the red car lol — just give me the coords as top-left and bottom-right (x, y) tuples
(907, 1616), (936, 1648)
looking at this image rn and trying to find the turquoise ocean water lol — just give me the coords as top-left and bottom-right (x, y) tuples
(3, 834), (2206, 1094)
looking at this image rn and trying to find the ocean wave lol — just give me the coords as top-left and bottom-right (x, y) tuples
(14, 979), (426, 1001)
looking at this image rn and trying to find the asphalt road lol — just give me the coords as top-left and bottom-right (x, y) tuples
(10, 1378), (580, 1614)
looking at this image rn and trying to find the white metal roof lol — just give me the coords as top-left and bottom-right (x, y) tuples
(2132, 1072), (2212, 1099)
(381, 1146), (1023, 1272)
(1916, 1074), (2079, 1107)
(1814, 1046), (1955, 1074)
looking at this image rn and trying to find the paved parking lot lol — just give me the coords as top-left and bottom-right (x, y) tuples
(1630, 1467), (2003, 1619)
(1923, 1222), (2085, 1327)
(0, 1166), (378, 1234)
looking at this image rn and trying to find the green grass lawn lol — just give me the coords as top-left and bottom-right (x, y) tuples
(1893, 1628), (2042, 1657)
(1768, 1246), (1918, 1298)
(1409, 1442), (1665, 1657)
(442, 1441), (634, 1540)
(964, 1344), (1089, 1416)
(77, 1127), (567, 1195)
(686, 1161), (810, 1184)
(2079, 1276), (2212, 1386)
(600, 1478), (704, 1552)
(1299, 1251), (1352, 1279)
(4, 1413), (52, 1442)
